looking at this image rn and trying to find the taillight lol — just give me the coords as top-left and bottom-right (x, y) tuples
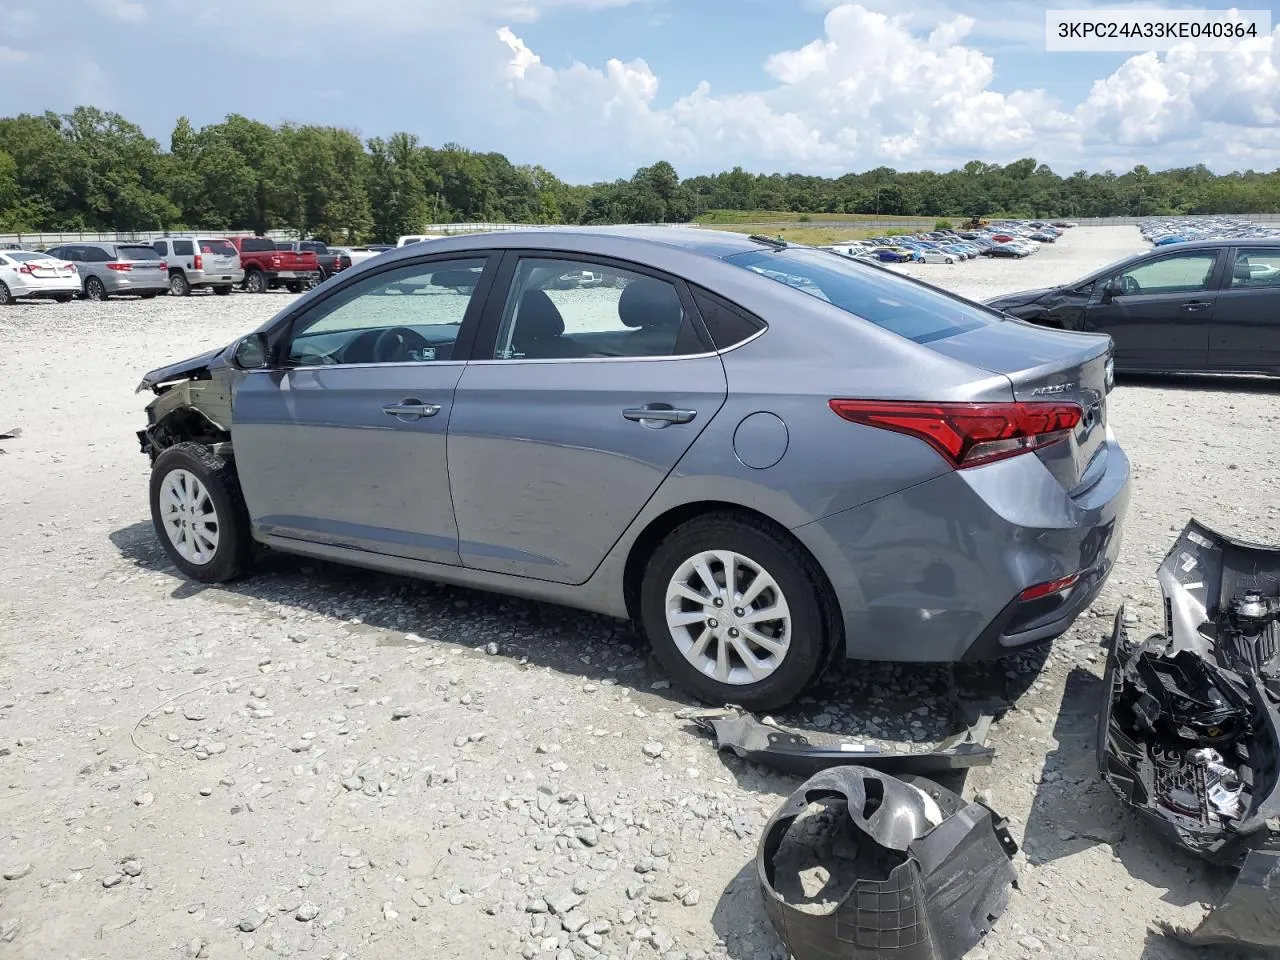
(828, 399), (1082, 469)
(1018, 572), (1081, 602)
(193, 254), (203, 270)
(106, 261), (132, 271)
(17, 263), (34, 275)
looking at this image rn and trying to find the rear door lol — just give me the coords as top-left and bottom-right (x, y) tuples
(1082, 248), (1224, 372)
(448, 252), (728, 584)
(1209, 246), (1280, 372)
(197, 238), (240, 280)
(231, 255), (498, 564)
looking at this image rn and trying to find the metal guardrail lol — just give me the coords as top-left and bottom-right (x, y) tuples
(0, 228), (298, 246)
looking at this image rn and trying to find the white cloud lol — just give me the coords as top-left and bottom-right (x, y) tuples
(0, 47), (30, 63)
(89, 0), (147, 22)
(496, 2), (1280, 177)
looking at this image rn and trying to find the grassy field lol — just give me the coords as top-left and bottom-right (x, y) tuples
(701, 224), (904, 245)
(694, 209), (937, 226)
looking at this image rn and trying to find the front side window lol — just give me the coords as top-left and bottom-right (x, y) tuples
(286, 258), (487, 366)
(1231, 249), (1280, 288)
(173, 240), (194, 256)
(1117, 253), (1218, 296)
(494, 258), (700, 360)
(725, 247), (998, 345)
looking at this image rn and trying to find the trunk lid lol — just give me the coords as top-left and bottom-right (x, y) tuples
(926, 320), (1113, 494)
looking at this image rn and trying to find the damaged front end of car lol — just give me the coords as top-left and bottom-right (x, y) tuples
(134, 346), (235, 462)
(1099, 519), (1280, 950)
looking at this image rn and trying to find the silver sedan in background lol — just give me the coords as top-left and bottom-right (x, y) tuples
(135, 227), (1130, 709)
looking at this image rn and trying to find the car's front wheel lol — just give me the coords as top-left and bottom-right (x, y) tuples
(639, 513), (833, 710)
(149, 442), (253, 583)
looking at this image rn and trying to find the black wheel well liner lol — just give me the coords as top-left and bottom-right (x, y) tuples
(621, 500), (844, 644)
(145, 405), (230, 456)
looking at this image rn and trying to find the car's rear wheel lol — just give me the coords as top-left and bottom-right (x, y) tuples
(85, 277), (107, 301)
(213, 285), (232, 296)
(0, 282), (11, 305)
(285, 281), (302, 293)
(169, 272), (191, 296)
(245, 270), (267, 294)
(149, 442), (253, 583)
(639, 513), (832, 710)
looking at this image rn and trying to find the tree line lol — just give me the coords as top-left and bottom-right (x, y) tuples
(0, 106), (1276, 241)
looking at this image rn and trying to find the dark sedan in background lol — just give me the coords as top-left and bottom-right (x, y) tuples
(985, 239), (1280, 375)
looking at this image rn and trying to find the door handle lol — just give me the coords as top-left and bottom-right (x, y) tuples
(622, 405), (697, 425)
(382, 399), (441, 421)
(1182, 300), (1211, 311)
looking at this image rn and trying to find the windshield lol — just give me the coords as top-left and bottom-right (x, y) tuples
(117, 245), (160, 260)
(725, 247), (1000, 344)
(199, 239), (237, 256)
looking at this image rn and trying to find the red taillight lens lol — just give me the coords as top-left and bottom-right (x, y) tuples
(193, 254), (203, 271)
(1018, 572), (1081, 602)
(17, 263), (34, 275)
(828, 399), (1082, 469)
(106, 261), (132, 271)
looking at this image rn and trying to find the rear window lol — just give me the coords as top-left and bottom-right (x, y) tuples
(199, 239), (236, 256)
(7, 251), (49, 262)
(240, 238), (277, 253)
(724, 247), (1000, 345)
(117, 245), (160, 261)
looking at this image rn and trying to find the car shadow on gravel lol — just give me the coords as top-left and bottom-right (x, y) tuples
(109, 518), (1048, 772)
(1117, 372), (1280, 396)
(1021, 666), (1250, 946)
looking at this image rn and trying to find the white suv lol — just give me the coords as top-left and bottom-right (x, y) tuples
(151, 236), (245, 296)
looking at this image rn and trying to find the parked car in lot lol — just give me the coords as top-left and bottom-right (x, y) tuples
(334, 245), (392, 267)
(151, 236), (244, 296)
(44, 241), (168, 300)
(0, 249), (79, 304)
(230, 236), (321, 294)
(136, 227), (1129, 709)
(275, 240), (353, 282)
(397, 234), (446, 247)
(985, 239), (1280, 375)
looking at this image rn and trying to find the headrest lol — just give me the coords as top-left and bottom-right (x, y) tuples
(513, 289), (564, 343)
(618, 278), (683, 330)
(1234, 260), (1253, 281)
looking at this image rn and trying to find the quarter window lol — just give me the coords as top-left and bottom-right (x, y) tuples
(152, 241), (169, 256)
(1231, 249), (1280, 288)
(494, 258), (701, 360)
(286, 258), (487, 366)
(173, 240), (194, 256)
(1117, 254), (1217, 295)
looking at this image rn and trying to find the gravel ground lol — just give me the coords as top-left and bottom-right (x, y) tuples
(3, 226), (1278, 960)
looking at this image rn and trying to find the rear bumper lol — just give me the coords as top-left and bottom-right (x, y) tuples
(269, 270), (320, 281)
(189, 269), (245, 286)
(14, 282), (79, 298)
(105, 274), (168, 293)
(792, 433), (1130, 662)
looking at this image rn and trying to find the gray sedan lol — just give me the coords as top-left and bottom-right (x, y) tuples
(136, 227), (1130, 709)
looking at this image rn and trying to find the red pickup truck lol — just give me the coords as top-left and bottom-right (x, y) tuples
(230, 236), (321, 294)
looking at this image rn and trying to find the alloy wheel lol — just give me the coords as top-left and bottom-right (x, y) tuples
(158, 468), (220, 565)
(664, 550), (791, 685)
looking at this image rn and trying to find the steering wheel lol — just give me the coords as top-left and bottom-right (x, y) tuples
(1119, 274), (1142, 295)
(373, 327), (430, 363)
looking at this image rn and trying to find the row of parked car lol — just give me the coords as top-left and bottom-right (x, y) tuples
(821, 219), (1075, 266)
(1141, 217), (1280, 247)
(0, 233), (443, 305)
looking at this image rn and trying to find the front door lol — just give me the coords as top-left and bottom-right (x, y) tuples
(1210, 247), (1280, 372)
(1084, 249), (1224, 372)
(448, 254), (728, 584)
(231, 256), (496, 565)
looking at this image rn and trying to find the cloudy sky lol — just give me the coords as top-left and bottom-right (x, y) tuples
(0, 0), (1277, 182)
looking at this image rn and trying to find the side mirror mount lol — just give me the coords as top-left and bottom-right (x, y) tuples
(230, 332), (269, 370)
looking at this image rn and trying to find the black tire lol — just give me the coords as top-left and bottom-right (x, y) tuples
(245, 269), (267, 294)
(0, 282), (11, 305)
(285, 281), (302, 293)
(52, 294), (73, 303)
(213, 285), (232, 296)
(149, 442), (253, 583)
(169, 271), (191, 296)
(639, 512), (835, 710)
(85, 276), (108, 301)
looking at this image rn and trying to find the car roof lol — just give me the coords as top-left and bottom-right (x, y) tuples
(385, 226), (774, 263)
(1155, 238), (1280, 249)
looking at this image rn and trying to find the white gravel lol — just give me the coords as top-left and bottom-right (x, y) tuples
(2, 227), (1278, 960)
